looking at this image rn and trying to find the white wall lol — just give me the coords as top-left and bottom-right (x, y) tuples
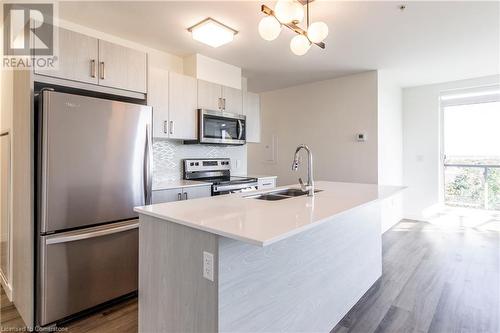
(377, 71), (403, 232)
(402, 75), (500, 220)
(248, 71), (379, 186)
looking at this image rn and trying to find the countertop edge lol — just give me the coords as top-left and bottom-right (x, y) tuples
(135, 185), (405, 247)
(134, 207), (265, 246)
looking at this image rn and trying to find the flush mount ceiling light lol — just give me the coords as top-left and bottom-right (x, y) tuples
(259, 0), (328, 56)
(188, 18), (238, 48)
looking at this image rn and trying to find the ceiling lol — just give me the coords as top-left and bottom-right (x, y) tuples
(59, 1), (500, 92)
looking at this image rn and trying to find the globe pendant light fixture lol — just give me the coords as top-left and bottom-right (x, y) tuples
(258, 0), (328, 56)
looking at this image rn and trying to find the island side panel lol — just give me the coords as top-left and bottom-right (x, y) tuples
(218, 203), (382, 333)
(139, 214), (219, 333)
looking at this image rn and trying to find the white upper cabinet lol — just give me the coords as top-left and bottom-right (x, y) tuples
(34, 26), (99, 85)
(197, 80), (223, 111)
(197, 80), (243, 114)
(148, 67), (169, 139)
(222, 86), (243, 115)
(149, 70), (197, 140)
(243, 91), (261, 143)
(35, 26), (147, 93)
(98, 40), (147, 93)
(168, 72), (197, 140)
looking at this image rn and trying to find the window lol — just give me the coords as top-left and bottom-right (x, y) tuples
(441, 85), (500, 210)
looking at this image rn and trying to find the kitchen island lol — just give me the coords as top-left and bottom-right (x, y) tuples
(135, 181), (404, 333)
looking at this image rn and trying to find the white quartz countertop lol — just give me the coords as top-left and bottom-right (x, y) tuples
(247, 175), (277, 179)
(136, 181), (405, 246)
(152, 179), (212, 191)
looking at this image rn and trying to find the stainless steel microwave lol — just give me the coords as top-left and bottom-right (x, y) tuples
(191, 109), (246, 145)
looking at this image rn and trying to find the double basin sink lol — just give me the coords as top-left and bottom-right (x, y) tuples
(245, 188), (322, 201)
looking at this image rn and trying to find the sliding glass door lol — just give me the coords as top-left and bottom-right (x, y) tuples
(441, 86), (500, 211)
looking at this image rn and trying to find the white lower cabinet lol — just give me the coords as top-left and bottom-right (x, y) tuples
(182, 186), (211, 200)
(152, 185), (211, 204)
(152, 188), (182, 204)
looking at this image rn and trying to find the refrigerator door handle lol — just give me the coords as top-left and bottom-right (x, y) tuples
(144, 124), (153, 205)
(45, 220), (138, 245)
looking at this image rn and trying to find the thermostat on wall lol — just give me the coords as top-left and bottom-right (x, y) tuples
(357, 133), (366, 142)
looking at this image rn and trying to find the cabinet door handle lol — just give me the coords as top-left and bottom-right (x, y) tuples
(99, 61), (105, 80)
(184, 192), (188, 200)
(169, 120), (174, 135)
(178, 193), (182, 201)
(90, 59), (96, 78)
(223, 98), (226, 111)
(218, 98), (221, 110)
(163, 120), (168, 134)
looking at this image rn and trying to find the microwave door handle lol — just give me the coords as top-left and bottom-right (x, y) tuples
(237, 120), (243, 140)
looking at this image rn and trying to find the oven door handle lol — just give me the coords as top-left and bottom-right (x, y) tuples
(237, 119), (243, 140)
(213, 182), (258, 193)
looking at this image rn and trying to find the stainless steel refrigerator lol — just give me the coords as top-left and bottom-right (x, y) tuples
(36, 90), (152, 326)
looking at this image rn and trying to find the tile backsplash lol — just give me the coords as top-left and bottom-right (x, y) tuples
(153, 139), (247, 185)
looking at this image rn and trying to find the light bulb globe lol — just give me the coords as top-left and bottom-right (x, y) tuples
(258, 16), (281, 41)
(274, 0), (295, 23)
(290, 34), (311, 56)
(307, 21), (329, 43)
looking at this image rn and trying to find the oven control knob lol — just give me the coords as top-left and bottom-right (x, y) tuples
(195, 162), (199, 166)
(190, 162), (194, 166)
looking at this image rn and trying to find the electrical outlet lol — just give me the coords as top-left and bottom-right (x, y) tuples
(203, 251), (214, 281)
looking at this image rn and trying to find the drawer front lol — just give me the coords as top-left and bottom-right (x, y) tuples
(152, 188), (183, 204)
(258, 178), (276, 190)
(182, 186), (212, 200)
(38, 221), (138, 325)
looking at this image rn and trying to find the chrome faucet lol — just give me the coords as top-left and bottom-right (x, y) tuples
(291, 144), (314, 196)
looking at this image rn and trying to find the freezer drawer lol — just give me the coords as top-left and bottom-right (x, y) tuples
(37, 220), (138, 326)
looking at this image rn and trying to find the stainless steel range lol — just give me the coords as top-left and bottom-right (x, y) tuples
(183, 159), (257, 195)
